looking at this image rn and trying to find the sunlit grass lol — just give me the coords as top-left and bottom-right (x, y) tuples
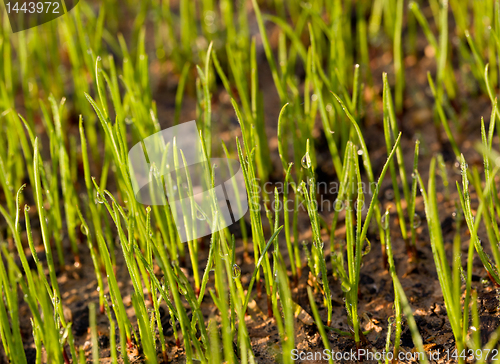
(1, 0), (500, 363)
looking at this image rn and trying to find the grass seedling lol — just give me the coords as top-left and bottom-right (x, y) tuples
(333, 133), (402, 349)
(300, 139), (332, 325)
(89, 303), (99, 364)
(234, 101), (274, 317)
(409, 140), (421, 255)
(0, 247), (26, 363)
(393, 277), (430, 364)
(418, 160), (467, 363)
(382, 208), (402, 360)
(307, 286), (334, 364)
(394, 0), (404, 113)
(383, 73), (411, 258)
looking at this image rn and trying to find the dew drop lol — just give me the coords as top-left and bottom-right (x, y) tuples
(52, 296), (60, 305)
(96, 192), (104, 204)
(413, 213), (421, 229)
(362, 239), (371, 256)
(80, 224), (88, 236)
(218, 245), (228, 260)
(178, 285), (187, 295)
(341, 281), (351, 293)
(196, 207), (206, 221)
(381, 211), (389, 230)
(24, 205), (30, 212)
(314, 240), (324, 249)
(333, 199), (344, 211)
(301, 152), (312, 169)
(232, 264), (241, 279)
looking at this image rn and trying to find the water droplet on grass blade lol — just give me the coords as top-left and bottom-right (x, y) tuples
(314, 241), (324, 249)
(80, 224), (88, 236)
(362, 239), (371, 256)
(178, 285), (187, 295)
(381, 212), (389, 230)
(232, 264), (241, 278)
(96, 192), (104, 204)
(196, 207), (206, 221)
(218, 243), (228, 260)
(341, 281), (351, 293)
(301, 152), (311, 169)
(24, 205), (30, 212)
(413, 214), (421, 229)
(334, 199), (344, 211)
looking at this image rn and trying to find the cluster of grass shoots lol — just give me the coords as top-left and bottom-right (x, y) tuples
(2, 0), (500, 363)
